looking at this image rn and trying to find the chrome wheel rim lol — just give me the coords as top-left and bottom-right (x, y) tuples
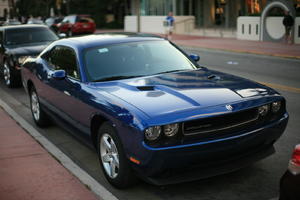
(100, 133), (119, 179)
(3, 63), (11, 86)
(31, 91), (40, 121)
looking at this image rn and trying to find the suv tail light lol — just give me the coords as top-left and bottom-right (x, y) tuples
(288, 144), (300, 175)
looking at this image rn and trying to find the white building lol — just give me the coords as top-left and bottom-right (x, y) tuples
(125, 0), (300, 42)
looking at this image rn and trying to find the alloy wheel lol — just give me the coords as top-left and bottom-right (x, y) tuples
(31, 91), (40, 121)
(3, 63), (11, 86)
(100, 133), (120, 179)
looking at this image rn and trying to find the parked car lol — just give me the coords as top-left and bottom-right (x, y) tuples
(57, 14), (96, 36)
(27, 19), (44, 25)
(3, 19), (22, 26)
(21, 33), (289, 188)
(0, 25), (59, 87)
(45, 17), (64, 33)
(279, 144), (300, 200)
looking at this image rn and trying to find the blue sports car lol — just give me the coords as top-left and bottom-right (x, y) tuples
(21, 33), (289, 188)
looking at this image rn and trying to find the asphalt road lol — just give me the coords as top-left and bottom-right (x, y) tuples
(1, 47), (300, 200)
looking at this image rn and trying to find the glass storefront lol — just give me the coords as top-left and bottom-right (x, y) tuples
(132, 0), (296, 28)
(141, 0), (174, 15)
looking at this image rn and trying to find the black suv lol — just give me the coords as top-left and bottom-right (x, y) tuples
(0, 25), (59, 87)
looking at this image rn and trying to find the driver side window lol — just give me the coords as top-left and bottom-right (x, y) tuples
(42, 46), (80, 80)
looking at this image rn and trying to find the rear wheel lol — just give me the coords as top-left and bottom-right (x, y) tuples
(29, 87), (51, 127)
(97, 122), (137, 188)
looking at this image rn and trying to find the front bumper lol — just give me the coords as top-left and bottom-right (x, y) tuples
(132, 113), (289, 185)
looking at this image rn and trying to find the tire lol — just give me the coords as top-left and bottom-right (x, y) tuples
(97, 122), (137, 188)
(3, 61), (20, 88)
(68, 29), (73, 37)
(29, 87), (51, 127)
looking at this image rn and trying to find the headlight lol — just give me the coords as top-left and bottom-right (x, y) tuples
(271, 101), (281, 113)
(258, 104), (269, 116)
(145, 126), (161, 141)
(18, 56), (29, 64)
(163, 123), (179, 137)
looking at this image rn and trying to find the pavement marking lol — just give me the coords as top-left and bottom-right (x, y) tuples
(0, 98), (119, 200)
(259, 82), (300, 94)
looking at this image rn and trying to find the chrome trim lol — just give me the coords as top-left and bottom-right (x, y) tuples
(183, 112), (259, 136)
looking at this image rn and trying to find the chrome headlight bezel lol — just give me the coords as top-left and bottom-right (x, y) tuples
(163, 123), (179, 137)
(144, 126), (162, 141)
(258, 104), (270, 116)
(271, 101), (281, 113)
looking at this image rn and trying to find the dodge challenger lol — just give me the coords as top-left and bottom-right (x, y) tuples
(21, 34), (289, 188)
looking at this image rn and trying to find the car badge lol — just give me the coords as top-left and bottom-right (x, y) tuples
(226, 104), (233, 111)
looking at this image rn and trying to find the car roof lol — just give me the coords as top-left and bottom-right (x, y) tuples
(0, 24), (49, 31)
(55, 33), (165, 50)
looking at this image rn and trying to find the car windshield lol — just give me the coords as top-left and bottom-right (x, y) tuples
(84, 41), (198, 82)
(5, 27), (58, 46)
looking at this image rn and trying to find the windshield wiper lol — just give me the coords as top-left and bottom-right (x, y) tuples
(152, 69), (187, 75)
(93, 75), (143, 82)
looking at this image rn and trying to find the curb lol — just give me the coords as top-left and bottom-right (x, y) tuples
(0, 97), (119, 200)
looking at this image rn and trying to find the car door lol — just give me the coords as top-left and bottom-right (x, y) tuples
(39, 45), (83, 128)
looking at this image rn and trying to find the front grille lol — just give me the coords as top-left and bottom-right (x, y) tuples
(183, 107), (259, 137)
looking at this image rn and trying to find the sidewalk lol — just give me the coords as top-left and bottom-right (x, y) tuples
(0, 107), (99, 200)
(96, 29), (300, 59)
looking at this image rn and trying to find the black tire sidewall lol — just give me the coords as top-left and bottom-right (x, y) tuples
(68, 29), (73, 37)
(4, 61), (19, 88)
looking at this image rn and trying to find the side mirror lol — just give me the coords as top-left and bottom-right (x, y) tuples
(58, 33), (67, 38)
(189, 54), (200, 62)
(49, 70), (66, 80)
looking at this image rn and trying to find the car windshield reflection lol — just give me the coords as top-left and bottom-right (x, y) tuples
(84, 41), (198, 82)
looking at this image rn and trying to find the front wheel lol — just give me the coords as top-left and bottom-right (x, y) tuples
(97, 122), (137, 188)
(29, 87), (51, 127)
(3, 61), (19, 88)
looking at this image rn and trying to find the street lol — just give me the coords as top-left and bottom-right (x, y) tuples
(1, 47), (299, 200)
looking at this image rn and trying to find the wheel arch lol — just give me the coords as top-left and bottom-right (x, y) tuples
(90, 114), (109, 148)
(27, 79), (34, 93)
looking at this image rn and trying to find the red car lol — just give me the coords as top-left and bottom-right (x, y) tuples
(279, 144), (300, 200)
(57, 15), (96, 36)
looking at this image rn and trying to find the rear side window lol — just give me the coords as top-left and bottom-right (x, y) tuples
(43, 46), (80, 80)
(78, 17), (93, 23)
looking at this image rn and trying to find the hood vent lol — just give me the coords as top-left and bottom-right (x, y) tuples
(136, 86), (155, 91)
(207, 74), (221, 81)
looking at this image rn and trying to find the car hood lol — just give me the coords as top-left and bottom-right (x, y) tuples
(90, 69), (278, 123)
(6, 43), (50, 56)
